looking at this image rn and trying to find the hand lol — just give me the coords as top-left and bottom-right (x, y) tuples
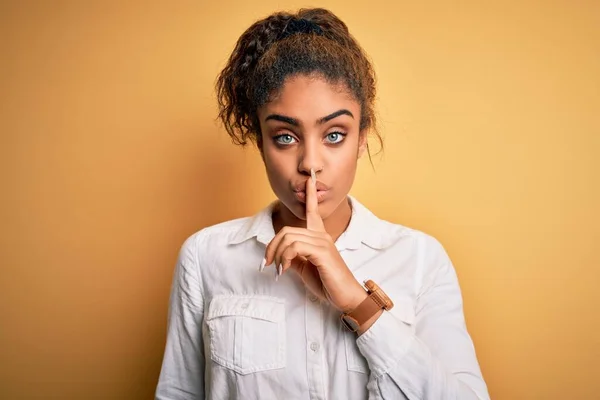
(262, 169), (367, 312)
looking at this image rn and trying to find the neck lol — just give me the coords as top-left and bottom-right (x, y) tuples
(272, 197), (352, 242)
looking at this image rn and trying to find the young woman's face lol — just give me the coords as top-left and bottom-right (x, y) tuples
(258, 74), (367, 221)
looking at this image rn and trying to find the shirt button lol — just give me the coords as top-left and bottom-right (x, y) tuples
(310, 342), (320, 352)
(309, 294), (318, 302)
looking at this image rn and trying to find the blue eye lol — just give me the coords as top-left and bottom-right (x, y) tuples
(274, 134), (297, 145)
(326, 132), (346, 144)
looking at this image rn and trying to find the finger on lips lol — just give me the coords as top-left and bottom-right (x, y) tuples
(306, 168), (326, 232)
(260, 167), (326, 280)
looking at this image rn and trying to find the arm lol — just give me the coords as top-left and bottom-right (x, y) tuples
(356, 236), (489, 400)
(156, 235), (205, 400)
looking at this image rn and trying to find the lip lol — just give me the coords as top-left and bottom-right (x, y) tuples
(293, 179), (330, 192)
(294, 189), (329, 204)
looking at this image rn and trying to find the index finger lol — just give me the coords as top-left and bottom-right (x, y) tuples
(306, 168), (325, 232)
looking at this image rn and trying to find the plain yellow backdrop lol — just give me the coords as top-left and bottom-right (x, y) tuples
(1, 1), (599, 399)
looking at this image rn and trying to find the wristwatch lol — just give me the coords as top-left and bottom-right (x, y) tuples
(341, 280), (394, 332)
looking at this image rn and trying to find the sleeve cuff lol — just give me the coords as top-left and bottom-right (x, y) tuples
(355, 310), (414, 377)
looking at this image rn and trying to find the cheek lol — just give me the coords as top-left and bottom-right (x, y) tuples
(263, 149), (293, 184)
(328, 148), (359, 190)
(332, 146), (359, 172)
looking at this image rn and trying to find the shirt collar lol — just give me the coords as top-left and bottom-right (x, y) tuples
(229, 196), (399, 250)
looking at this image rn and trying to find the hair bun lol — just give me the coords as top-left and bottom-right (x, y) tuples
(279, 18), (323, 40)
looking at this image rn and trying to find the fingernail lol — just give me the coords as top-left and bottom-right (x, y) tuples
(311, 168), (316, 184)
(259, 257), (266, 272)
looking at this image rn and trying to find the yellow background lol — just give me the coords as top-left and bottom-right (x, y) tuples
(1, 1), (599, 399)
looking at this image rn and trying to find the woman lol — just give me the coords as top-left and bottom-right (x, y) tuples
(156, 8), (489, 400)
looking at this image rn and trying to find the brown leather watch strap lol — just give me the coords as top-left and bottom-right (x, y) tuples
(341, 280), (393, 332)
(346, 294), (382, 327)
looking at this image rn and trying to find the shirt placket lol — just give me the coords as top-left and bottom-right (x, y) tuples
(305, 290), (326, 400)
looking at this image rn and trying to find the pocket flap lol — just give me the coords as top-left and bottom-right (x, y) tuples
(207, 295), (285, 323)
(389, 297), (415, 325)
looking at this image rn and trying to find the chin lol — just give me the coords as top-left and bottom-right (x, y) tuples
(281, 197), (311, 220)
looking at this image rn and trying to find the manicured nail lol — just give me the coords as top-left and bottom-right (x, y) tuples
(259, 257), (266, 272)
(310, 168), (316, 184)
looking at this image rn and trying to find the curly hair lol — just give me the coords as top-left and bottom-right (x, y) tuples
(215, 8), (382, 155)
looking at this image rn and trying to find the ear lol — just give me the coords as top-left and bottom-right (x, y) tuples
(357, 130), (368, 158)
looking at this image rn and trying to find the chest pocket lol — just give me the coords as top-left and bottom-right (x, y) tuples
(344, 297), (416, 374)
(206, 295), (286, 375)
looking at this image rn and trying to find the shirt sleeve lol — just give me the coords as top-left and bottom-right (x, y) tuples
(156, 234), (206, 400)
(355, 234), (490, 400)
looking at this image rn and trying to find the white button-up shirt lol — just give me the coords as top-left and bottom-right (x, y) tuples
(156, 197), (489, 400)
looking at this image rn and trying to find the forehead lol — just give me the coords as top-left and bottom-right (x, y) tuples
(258, 74), (360, 121)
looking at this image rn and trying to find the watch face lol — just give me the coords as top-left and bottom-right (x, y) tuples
(341, 315), (360, 332)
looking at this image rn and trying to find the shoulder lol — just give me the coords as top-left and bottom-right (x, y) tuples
(178, 216), (253, 257)
(371, 214), (447, 256)
(349, 196), (449, 256)
(377, 218), (461, 295)
(374, 215), (454, 280)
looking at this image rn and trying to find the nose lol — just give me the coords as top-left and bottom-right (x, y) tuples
(297, 137), (323, 176)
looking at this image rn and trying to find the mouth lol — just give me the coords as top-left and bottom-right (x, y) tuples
(293, 189), (329, 204)
(293, 179), (330, 192)
(291, 179), (331, 204)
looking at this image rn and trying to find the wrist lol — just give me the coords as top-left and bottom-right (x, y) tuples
(340, 279), (394, 333)
(357, 309), (383, 336)
(341, 282), (368, 313)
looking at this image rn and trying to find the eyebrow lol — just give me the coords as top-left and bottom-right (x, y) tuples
(264, 109), (354, 126)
